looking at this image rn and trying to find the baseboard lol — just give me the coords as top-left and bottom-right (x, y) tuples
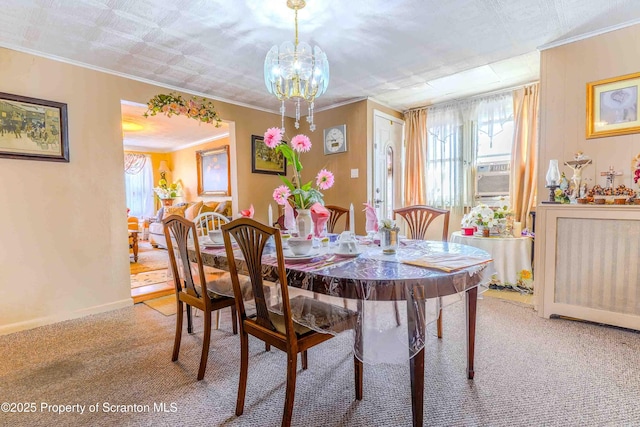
(0, 298), (133, 336)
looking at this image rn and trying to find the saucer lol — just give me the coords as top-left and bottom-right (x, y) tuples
(200, 237), (225, 248)
(334, 249), (362, 258)
(283, 251), (319, 262)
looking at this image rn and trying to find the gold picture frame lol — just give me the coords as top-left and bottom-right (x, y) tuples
(196, 145), (231, 196)
(587, 72), (640, 139)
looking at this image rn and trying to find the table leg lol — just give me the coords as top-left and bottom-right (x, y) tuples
(407, 298), (425, 427)
(466, 286), (478, 379)
(130, 231), (139, 262)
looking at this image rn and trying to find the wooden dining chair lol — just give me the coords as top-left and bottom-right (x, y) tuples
(221, 218), (362, 427)
(324, 205), (350, 233)
(163, 214), (238, 381)
(393, 205), (450, 338)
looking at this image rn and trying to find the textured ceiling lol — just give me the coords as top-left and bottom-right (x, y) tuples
(1, 0), (640, 116)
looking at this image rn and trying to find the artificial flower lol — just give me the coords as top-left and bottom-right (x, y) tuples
(264, 129), (334, 209)
(273, 185), (291, 205)
(290, 134), (312, 152)
(264, 127), (282, 149)
(144, 92), (222, 127)
(315, 169), (335, 190)
(153, 171), (182, 200)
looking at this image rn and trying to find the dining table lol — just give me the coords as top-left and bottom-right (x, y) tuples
(193, 237), (492, 427)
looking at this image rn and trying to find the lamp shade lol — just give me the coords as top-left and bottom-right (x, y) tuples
(158, 160), (171, 174)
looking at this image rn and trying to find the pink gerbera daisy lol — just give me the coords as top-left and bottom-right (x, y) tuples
(272, 185), (291, 205)
(316, 169), (334, 190)
(264, 127), (283, 148)
(291, 134), (312, 152)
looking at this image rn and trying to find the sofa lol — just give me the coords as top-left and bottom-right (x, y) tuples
(149, 200), (232, 249)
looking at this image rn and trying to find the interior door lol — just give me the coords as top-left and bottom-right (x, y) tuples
(372, 111), (405, 223)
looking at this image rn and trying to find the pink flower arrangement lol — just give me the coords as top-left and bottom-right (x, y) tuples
(633, 153), (640, 187)
(144, 93), (222, 127)
(263, 128), (335, 209)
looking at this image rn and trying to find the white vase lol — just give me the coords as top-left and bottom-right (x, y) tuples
(296, 209), (313, 239)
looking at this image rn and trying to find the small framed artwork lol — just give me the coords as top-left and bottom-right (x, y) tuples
(251, 134), (287, 175)
(196, 145), (231, 196)
(323, 124), (347, 154)
(0, 92), (69, 162)
(587, 72), (640, 139)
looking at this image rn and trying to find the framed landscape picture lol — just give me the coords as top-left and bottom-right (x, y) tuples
(0, 92), (69, 162)
(587, 72), (640, 139)
(251, 134), (286, 175)
(196, 145), (231, 196)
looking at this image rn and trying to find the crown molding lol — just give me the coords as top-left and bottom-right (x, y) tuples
(367, 97), (404, 114)
(538, 18), (640, 51)
(313, 97), (369, 113)
(0, 42), (280, 116)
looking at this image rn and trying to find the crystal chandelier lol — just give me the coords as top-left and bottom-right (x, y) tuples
(264, 0), (329, 132)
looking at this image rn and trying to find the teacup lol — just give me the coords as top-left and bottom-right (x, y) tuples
(208, 230), (224, 244)
(287, 237), (313, 256)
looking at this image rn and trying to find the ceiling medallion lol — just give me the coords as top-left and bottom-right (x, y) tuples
(264, 0), (329, 132)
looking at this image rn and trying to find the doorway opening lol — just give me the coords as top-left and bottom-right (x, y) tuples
(121, 100), (233, 303)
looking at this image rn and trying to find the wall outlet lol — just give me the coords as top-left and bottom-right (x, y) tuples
(350, 169), (359, 178)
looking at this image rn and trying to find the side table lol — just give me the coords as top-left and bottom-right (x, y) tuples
(450, 231), (533, 289)
(129, 229), (139, 262)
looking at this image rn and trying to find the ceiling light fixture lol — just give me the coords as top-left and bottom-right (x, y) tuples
(264, 0), (329, 132)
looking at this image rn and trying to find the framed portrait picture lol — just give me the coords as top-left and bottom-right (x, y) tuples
(0, 92), (69, 162)
(196, 145), (230, 196)
(251, 134), (286, 175)
(587, 72), (640, 139)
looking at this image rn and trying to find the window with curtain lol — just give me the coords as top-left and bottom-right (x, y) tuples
(425, 93), (513, 213)
(124, 153), (154, 218)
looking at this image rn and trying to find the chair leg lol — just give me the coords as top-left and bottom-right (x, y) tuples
(236, 331), (249, 416)
(197, 310), (212, 381)
(186, 304), (193, 334)
(282, 350), (298, 427)
(436, 302), (443, 339)
(354, 355), (363, 400)
(214, 310), (220, 330)
(265, 343), (271, 352)
(172, 299), (184, 362)
(301, 350), (308, 370)
(393, 301), (401, 326)
(231, 305), (238, 335)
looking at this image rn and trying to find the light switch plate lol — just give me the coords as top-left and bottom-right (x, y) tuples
(351, 169), (359, 178)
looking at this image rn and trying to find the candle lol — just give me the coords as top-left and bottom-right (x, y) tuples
(349, 203), (355, 235)
(268, 204), (273, 227)
(513, 221), (522, 237)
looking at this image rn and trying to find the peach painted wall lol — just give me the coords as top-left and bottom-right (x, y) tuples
(0, 46), (288, 334)
(170, 137), (232, 205)
(539, 24), (640, 199)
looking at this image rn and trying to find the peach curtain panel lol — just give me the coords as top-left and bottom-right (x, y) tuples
(404, 109), (427, 205)
(510, 83), (539, 227)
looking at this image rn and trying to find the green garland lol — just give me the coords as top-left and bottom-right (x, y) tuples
(144, 92), (222, 127)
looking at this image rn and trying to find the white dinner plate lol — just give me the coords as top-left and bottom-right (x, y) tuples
(200, 238), (225, 248)
(283, 251), (319, 262)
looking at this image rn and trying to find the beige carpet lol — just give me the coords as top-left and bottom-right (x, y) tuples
(2, 298), (639, 426)
(130, 241), (169, 275)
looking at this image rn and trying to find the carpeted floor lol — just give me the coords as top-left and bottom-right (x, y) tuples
(130, 241), (169, 275)
(1, 298), (639, 426)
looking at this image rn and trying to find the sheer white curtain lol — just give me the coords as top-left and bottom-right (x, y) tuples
(426, 103), (474, 214)
(125, 154), (154, 218)
(425, 93), (513, 214)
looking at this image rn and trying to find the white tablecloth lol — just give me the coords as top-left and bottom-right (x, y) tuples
(450, 231), (533, 289)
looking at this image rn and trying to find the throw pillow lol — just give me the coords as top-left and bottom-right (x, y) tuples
(214, 201), (228, 215)
(163, 205), (187, 219)
(184, 201), (203, 221)
(200, 202), (219, 214)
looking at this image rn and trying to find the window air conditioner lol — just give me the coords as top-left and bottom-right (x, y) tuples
(476, 162), (510, 197)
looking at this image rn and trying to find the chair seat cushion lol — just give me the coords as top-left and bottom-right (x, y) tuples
(268, 295), (357, 336)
